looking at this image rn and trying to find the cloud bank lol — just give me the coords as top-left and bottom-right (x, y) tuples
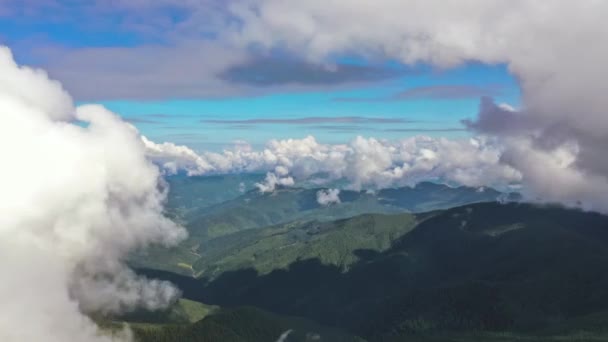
(0, 46), (186, 341)
(145, 134), (521, 193)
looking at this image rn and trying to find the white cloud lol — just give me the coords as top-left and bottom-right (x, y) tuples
(17, 2), (606, 213)
(255, 172), (295, 193)
(0, 46), (186, 342)
(499, 137), (608, 212)
(146, 134), (521, 193)
(142, 136), (216, 176)
(317, 188), (341, 206)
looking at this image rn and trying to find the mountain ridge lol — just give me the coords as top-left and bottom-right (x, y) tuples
(137, 201), (608, 341)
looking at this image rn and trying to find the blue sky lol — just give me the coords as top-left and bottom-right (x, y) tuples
(99, 64), (519, 149)
(0, 1), (521, 151)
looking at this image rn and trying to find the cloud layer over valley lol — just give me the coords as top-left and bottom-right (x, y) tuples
(144, 134), (521, 193)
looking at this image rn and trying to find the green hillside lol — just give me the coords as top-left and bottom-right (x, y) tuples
(132, 182), (510, 275)
(120, 306), (364, 342)
(183, 182), (509, 241)
(193, 213), (416, 279)
(138, 202), (608, 341)
(185, 187), (400, 240)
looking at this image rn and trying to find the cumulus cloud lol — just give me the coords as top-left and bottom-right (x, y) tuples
(145, 134), (521, 193)
(0, 46), (186, 341)
(317, 189), (341, 206)
(142, 136), (216, 176)
(255, 171), (295, 193)
(224, 0), (608, 212)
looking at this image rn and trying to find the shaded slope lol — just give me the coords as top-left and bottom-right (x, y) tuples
(129, 306), (365, 342)
(140, 202), (608, 339)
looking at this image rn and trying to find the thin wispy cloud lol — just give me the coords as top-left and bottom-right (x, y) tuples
(125, 117), (163, 124)
(197, 121), (466, 135)
(334, 84), (502, 102)
(212, 124), (258, 130)
(306, 125), (378, 132)
(306, 125), (466, 133)
(202, 116), (413, 125)
(394, 84), (502, 100)
(147, 113), (194, 119)
(384, 127), (467, 133)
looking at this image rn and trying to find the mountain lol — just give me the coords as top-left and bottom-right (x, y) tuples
(139, 202), (608, 341)
(164, 173), (265, 221)
(184, 186), (401, 241)
(133, 182), (511, 275)
(182, 182), (511, 238)
(168, 178), (512, 238)
(192, 213), (416, 279)
(374, 181), (518, 212)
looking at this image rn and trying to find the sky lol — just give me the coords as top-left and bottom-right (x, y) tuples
(2, 0), (608, 211)
(0, 0), (520, 150)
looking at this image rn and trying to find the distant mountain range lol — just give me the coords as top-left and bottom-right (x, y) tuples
(132, 179), (516, 275)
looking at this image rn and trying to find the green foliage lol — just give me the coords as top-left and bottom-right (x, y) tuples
(137, 202), (608, 341)
(113, 299), (218, 325)
(132, 182), (507, 275)
(130, 306), (365, 342)
(193, 213), (416, 278)
(375, 331), (608, 342)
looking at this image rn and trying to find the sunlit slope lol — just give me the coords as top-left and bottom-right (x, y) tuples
(193, 213), (416, 279)
(133, 182), (509, 275)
